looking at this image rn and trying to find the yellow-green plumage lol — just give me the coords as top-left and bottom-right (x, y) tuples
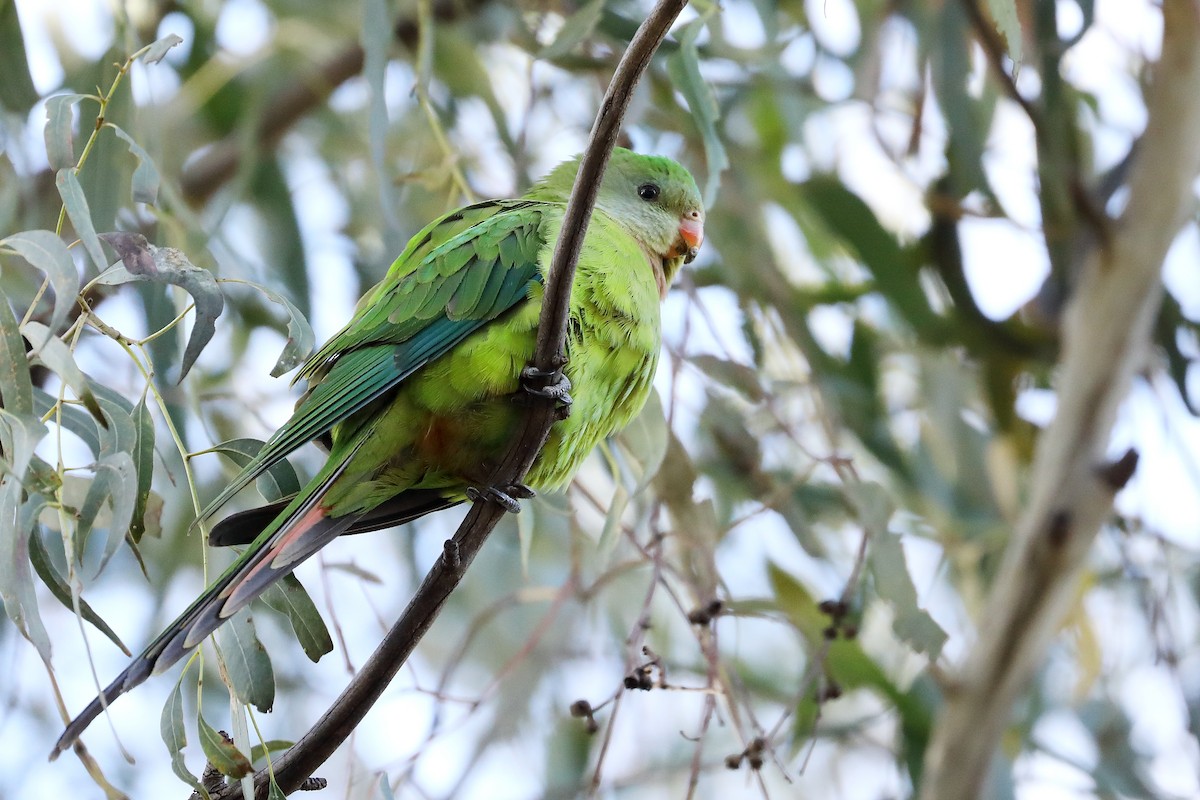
(52, 148), (704, 757)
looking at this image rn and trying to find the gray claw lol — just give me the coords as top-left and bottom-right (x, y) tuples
(467, 483), (535, 514)
(519, 366), (573, 418)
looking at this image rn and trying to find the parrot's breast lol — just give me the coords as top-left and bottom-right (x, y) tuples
(323, 208), (664, 512)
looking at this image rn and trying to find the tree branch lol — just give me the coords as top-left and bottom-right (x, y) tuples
(920, 3), (1200, 797)
(203, 2), (689, 797)
(178, 0), (490, 204)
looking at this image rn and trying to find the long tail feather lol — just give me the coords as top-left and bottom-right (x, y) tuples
(207, 489), (462, 547)
(51, 436), (368, 760)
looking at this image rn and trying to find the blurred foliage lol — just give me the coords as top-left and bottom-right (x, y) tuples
(1, 0), (1198, 798)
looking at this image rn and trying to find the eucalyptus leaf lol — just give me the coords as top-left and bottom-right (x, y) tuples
(44, 94), (89, 172)
(27, 518), (130, 654)
(216, 607), (276, 713)
(197, 712), (253, 778)
(849, 483), (947, 659)
(161, 673), (205, 794)
(90, 386), (137, 457)
(0, 410), (51, 659)
(539, 0), (605, 59)
(985, 0), (1023, 67)
(260, 573), (333, 662)
(74, 451), (137, 573)
(208, 438), (301, 502)
(143, 32), (184, 65)
(55, 169), (109, 272)
(0, 0), (38, 113)
(667, 17), (728, 205)
(110, 124), (162, 205)
(129, 395), (155, 541)
(0, 286), (32, 415)
(1, 229), (79, 335)
(21, 320), (105, 424)
(94, 233), (225, 380)
(235, 279), (315, 377)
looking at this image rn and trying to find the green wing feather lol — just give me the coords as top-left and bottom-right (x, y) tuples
(199, 199), (549, 522)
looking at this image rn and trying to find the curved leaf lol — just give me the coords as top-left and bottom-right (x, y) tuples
(21, 320), (105, 424)
(217, 608), (276, 713)
(95, 233), (225, 380)
(0, 286), (32, 415)
(55, 169), (109, 273)
(1, 230), (78, 335)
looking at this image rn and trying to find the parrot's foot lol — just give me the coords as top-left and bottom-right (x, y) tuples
(467, 483), (536, 514)
(518, 366), (573, 420)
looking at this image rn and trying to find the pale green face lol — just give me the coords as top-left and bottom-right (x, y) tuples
(597, 149), (705, 262)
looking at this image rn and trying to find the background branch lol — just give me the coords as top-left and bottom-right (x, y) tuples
(202, 1), (689, 796)
(920, 3), (1200, 797)
(178, 0), (489, 204)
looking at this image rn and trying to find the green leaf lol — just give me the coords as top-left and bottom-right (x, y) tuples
(1, 229), (79, 335)
(44, 94), (88, 172)
(799, 179), (943, 338)
(267, 779), (288, 800)
(0, 410), (51, 659)
(615, 390), (669, 495)
(74, 451), (138, 572)
(110, 124), (162, 205)
(161, 673), (205, 794)
(667, 17), (728, 205)
(540, 0), (606, 59)
(249, 739), (292, 763)
(217, 608), (276, 713)
(260, 574), (333, 662)
(985, 0), (1023, 67)
(690, 354), (765, 402)
(848, 482), (947, 659)
(208, 438), (301, 502)
(90, 383), (137, 457)
(236, 280), (315, 377)
(94, 233), (225, 381)
(0, 0), (38, 113)
(27, 518), (130, 654)
(142, 32), (184, 65)
(55, 169), (109, 273)
(198, 712), (253, 778)
(129, 395), (156, 542)
(0, 286), (32, 415)
(21, 320), (105, 424)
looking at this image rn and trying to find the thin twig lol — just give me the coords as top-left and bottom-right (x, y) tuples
(205, 2), (690, 797)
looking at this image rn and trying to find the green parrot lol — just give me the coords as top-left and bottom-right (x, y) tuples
(52, 147), (704, 758)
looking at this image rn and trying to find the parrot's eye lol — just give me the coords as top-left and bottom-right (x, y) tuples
(637, 183), (660, 201)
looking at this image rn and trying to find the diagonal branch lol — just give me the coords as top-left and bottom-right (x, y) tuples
(920, 3), (1200, 797)
(178, 0), (489, 204)
(202, 2), (690, 797)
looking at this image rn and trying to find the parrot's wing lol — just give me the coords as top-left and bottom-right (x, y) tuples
(53, 200), (552, 760)
(198, 200), (549, 523)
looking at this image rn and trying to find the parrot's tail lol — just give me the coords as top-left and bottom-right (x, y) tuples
(50, 440), (374, 761)
(207, 488), (463, 547)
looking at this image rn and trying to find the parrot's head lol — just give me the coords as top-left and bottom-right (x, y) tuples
(598, 148), (705, 266)
(536, 148), (705, 293)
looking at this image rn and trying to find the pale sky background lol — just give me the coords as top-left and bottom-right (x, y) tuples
(2, 1), (1199, 799)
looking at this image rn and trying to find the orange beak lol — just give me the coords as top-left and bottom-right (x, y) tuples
(678, 214), (704, 263)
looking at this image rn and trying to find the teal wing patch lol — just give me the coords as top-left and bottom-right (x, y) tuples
(199, 200), (549, 521)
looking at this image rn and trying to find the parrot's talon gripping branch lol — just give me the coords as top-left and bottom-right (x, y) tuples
(466, 483), (536, 514)
(518, 365), (573, 419)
